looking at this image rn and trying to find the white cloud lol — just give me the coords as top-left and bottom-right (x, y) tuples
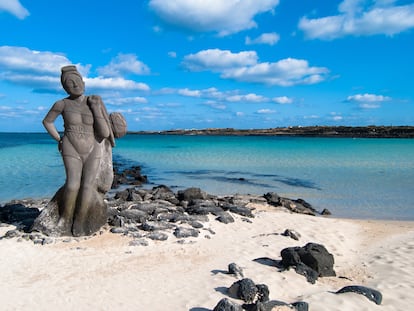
(347, 93), (391, 102)
(204, 101), (226, 110)
(359, 103), (381, 109)
(183, 49), (329, 86)
(174, 87), (271, 103)
(85, 77), (150, 91)
(257, 109), (276, 114)
(332, 115), (344, 121)
(148, 0), (279, 36)
(168, 51), (177, 58)
(226, 93), (267, 103)
(245, 32), (280, 45)
(0, 0), (29, 19)
(108, 97), (148, 105)
(273, 96), (293, 104)
(182, 49), (258, 71)
(0, 46), (78, 75)
(222, 57), (329, 86)
(299, 0), (414, 39)
(304, 115), (320, 119)
(97, 53), (150, 77)
(178, 88), (201, 97)
(0, 46), (150, 92)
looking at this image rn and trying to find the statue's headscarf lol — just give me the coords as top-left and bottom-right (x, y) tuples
(60, 65), (83, 86)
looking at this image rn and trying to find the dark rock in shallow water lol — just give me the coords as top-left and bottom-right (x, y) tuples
(321, 208), (332, 216)
(112, 165), (147, 189)
(279, 198), (316, 216)
(213, 298), (243, 311)
(335, 285), (382, 305)
(263, 192), (280, 206)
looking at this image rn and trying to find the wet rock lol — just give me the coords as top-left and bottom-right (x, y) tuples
(321, 208), (332, 216)
(263, 192), (280, 206)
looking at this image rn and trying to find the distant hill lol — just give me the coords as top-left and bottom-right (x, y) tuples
(129, 126), (414, 138)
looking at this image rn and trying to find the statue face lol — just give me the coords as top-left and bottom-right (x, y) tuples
(63, 73), (85, 96)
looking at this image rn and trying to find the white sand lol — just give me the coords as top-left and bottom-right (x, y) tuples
(1, 203), (413, 311)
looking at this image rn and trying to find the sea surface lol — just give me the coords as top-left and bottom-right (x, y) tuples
(1, 132), (414, 220)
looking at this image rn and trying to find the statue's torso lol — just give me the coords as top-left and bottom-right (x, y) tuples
(62, 98), (96, 156)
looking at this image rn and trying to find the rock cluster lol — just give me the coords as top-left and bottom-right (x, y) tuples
(106, 186), (256, 244)
(213, 266), (309, 311)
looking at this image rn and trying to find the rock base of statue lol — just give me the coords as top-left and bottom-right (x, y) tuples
(31, 187), (107, 237)
(31, 139), (113, 237)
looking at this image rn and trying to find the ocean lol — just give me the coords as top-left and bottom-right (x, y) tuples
(1, 132), (413, 220)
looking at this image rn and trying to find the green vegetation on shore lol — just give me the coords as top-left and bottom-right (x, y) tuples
(129, 126), (414, 138)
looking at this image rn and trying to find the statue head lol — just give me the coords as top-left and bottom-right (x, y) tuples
(61, 65), (85, 97)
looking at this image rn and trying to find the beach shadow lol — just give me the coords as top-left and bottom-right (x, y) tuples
(211, 269), (228, 275)
(214, 286), (229, 296)
(0, 202), (40, 232)
(189, 308), (211, 311)
(253, 257), (284, 269)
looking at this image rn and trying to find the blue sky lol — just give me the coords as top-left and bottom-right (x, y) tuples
(0, 0), (413, 132)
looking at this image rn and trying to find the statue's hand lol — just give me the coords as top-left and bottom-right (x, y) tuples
(87, 95), (102, 111)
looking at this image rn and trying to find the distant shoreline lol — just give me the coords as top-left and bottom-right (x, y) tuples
(129, 125), (414, 138)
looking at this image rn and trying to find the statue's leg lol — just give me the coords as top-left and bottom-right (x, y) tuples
(72, 153), (100, 236)
(57, 155), (82, 235)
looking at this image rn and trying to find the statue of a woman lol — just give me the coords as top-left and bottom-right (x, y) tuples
(39, 65), (115, 236)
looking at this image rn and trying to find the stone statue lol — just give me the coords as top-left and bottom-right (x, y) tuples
(32, 65), (123, 237)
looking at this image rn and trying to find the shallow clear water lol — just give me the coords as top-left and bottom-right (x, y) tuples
(1, 133), (414, 220)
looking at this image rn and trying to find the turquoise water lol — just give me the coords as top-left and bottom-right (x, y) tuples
(1, 133), (414, 220)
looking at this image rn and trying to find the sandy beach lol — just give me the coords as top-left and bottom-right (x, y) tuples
(1, 202), (413, 311)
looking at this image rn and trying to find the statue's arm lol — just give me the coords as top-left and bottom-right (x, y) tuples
(87, 95), (111, 140)
(43, 101), (64, 142)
